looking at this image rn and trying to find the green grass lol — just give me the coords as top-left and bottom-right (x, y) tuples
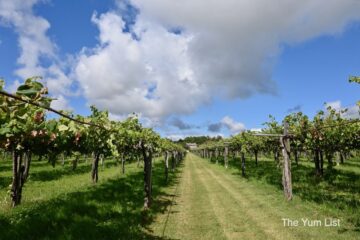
(0, 153), (359, 239)
(207, 154), (360, 235)
(0, 157), (182, 239)
(155, 153), (359, 239)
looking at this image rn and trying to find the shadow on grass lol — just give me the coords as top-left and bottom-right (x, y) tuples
(0, 161), (183, 240)
(0, 160), (120, 188)
(29, 161), (118, 182)
(340, 161), (360, 168)
(0, 163), (12, 172)
(0, 159), (85, 187)
(0, 160), (12, 189)
(29, 164), (92, 182)
(0, 176), (12, 189)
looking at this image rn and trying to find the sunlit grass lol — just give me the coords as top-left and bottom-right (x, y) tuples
(0, 153), (359, 239)
(0, 156), (181, 239)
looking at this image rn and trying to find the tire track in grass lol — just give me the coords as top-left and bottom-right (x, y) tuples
(179, 155), (227, 240)
(155, 154), (357, 240)
(158, 154), (227, 240)
(166, 161), (192, 238)
(198, 155), (355, 240)
(191, 159), (233, 239)
(205, 166), (308, 237)
(191, 156), (271, 240)
(160, 167), (183, 238)
(198, 161), (297, 239)
(151, 163), (189, 237)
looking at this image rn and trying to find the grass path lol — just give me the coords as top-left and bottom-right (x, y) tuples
(152, 153), (359, 240)
(0, 154), (358, 239)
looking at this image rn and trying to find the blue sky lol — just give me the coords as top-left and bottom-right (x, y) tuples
(0, 0), (359, 139)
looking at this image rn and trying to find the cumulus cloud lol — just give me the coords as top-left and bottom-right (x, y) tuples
(2, 0), (360, 125)
(220, 116), (246, 134)
(130, 0), (360, 97)
(0, 0), (54, 78)
(73, 0), (360, 121)
(208, 123), (223, 133)
(325, 100), (359, 119)
(169, 117), (195, 130)
(344, 106), (360, 119)
(50, 95), (73, 111)
(208, 116), (246, 134)
(75, 11), (206, 119)
(6, 79), (21, 93)
(0, 0), (73, 108)
(46, 64), (74, 96)
(325, 100), (341, 110)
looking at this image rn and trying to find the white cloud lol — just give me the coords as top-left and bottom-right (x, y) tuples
(326, 100), (342, 111)
(0, 0), (74, 106)
(108, 113), (127, 121)
(344, 105), (360, 119)
(50, 95), (73, 111)
(74, 1), (360, 121)
(129, 0), (360, 98)
(2, 0), (360, 125)
(6, 79), (20, 93)
(75, 11), (208, 119)
(250, 128), (262, 132)
(46, 64), (74, 96)
(325, 100), (359, 119)
(221, 116), (246, 134)
(0, 0), (54, 78)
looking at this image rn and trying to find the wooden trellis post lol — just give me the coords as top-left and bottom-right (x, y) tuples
(215, 147), (219, 164)
(224, 145), (229, 168)
(253, 122), (293, 201)
(280, 122), (292, 200)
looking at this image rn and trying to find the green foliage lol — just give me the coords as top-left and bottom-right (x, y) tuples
(349, 76), (360, 106)
(84, 106), (112, 156)
(349, 76), (360, 84)
(176, 135), (222, 148)
(0, 76), (183, 208)
(0, 77), (51, 152)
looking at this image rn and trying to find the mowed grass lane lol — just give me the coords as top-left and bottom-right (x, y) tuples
(154, 153), (359, 240)
(0, 154), (359, 239)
